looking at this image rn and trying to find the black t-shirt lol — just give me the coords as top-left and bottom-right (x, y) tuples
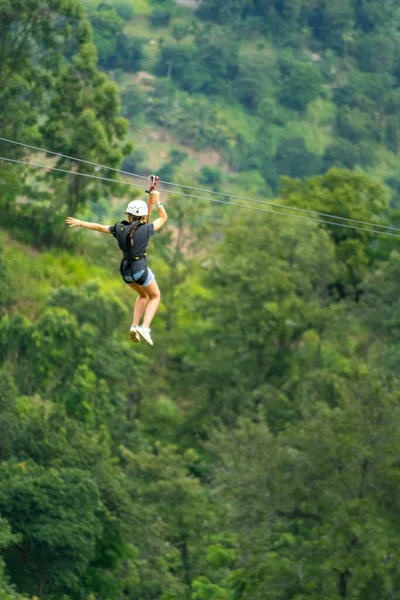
(109, 221), (155, 259)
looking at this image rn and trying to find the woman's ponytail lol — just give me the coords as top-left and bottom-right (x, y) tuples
(127, 216), (145, 250)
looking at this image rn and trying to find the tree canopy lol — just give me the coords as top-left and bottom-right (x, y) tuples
(1, 0), (400, 598)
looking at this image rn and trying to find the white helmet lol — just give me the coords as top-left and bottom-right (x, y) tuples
(125, 200), (148, 216)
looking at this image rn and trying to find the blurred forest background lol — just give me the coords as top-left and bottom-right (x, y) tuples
(1, 0), (400, 598)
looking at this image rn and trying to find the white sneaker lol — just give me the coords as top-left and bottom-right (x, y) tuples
(137, 326), (153, 346)
(130, 325), (140, 343)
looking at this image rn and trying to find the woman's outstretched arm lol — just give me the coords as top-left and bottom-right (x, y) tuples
(66, 217), (111, 234)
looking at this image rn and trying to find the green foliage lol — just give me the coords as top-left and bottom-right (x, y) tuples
(157, 29), (239, 95)
(0, 0), (82, 139)
(3, 1), (400, 599)
(199, 166), (223, 189)
(1, 163), (400, 598)
(274, 137), (322, 179)
(0, 463), (102, 597)
(170, 0), (400, 187)
(0, 243), (13, 311)
(121, 147), (148, 175)
(124, 443), (214, 589)
(386, 173), (400, 207)
(158, 148), (188, 181)
(0, 0), (82, 202)
(0, 0), (131, 247)
(0, 517), (23, 600)
(335, 106), (379, 145)
(197, 0), (304, 38)
(323, 138), (360, 170)
(356, 0), (400, 33)
(309, 0), (355, 52)
(357, 32), (396, 73)
(114, 0), (135, 20)
(91, 5), (144, 70)
(91, 6), (124, 65)
(191, 577), (233, 600)
(40, 47), (129, 218)
(121, 83), (147, 120)
(280, 169), (388, 297)
(279, 59), (323, 111)
(150, 7), (173, 27)
(233, 49), (277, 113)
(209, 372), (400, 598)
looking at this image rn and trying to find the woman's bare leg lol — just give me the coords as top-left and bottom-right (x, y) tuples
(141, 280), (161, 328)
(128, 283), (148, 326)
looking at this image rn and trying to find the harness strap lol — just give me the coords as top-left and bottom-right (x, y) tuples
(120, 258), (149, 286)
(123, 252), (147, 262)
(131, 268), (149, 286)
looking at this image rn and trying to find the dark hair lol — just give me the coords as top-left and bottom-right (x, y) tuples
(127, 215), (144, 251)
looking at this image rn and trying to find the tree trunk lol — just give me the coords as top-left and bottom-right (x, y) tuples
(179, 534), (191, 586)
(338, 570), (350, 598)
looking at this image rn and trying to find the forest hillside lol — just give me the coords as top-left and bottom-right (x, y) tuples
(1, 1), (400, 599)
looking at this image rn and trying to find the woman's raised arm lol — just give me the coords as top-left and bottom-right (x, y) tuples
(149, 191), (168, 231)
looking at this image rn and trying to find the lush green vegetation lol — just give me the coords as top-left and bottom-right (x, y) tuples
(90, 0), (400, 199)
(1, 1), (400, 599)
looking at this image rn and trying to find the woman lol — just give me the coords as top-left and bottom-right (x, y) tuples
(66, 190), (167, 346)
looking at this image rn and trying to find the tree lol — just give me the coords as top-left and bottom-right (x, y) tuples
(40, 24), (129, 219)
(0, 0), (82, 143)
(0, 463), (102, 598)
(0, 244), (13, 311)
(323, 139), (360, 170)
(157, 28), (239, 95)
(308, 0), (355, 53)
(360, 250), (400, 371)
(279, 59), (322, 111)
(280, 169), (389, 299)
(355, 0), (400, 34)
(197, 0), (305, 38)
(166, 208), (338, 433)
(150, 6), (173, 27)
(0, 356), (140, 600)
(0, 282), (148, 442)
(91, 4), (124, 66)
(0, 518), (24, 600)
(209, 373), (400, 599)
(357, 33), (396, 73)
(123, 443), (214, 594)
(114, 0), (135, 20)
(234, 51), (277, 112)
(199, 167), (223, 189)
(158, 148), (188, 182)
(337, 72), (396, 105)
(0, 5), (130, 245)
(0, 0), (83, 208)
(121, 83), (146, 120)
(91, 5), (144, 71)
(274, 137), (322, 179)
(0, 368), (20, 463)
(197, 0), (253, 25)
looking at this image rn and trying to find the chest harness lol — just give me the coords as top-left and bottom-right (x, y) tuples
(115, 222), (149, 286)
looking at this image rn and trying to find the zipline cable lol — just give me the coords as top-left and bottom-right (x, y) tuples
(0, 136), (147, 182)
(2, 154), (400, 239)
(158, 178), (400, 233)
(1, 136), (399, 234)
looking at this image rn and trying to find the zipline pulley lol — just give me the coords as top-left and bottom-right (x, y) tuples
(145, 174), (159, 224)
